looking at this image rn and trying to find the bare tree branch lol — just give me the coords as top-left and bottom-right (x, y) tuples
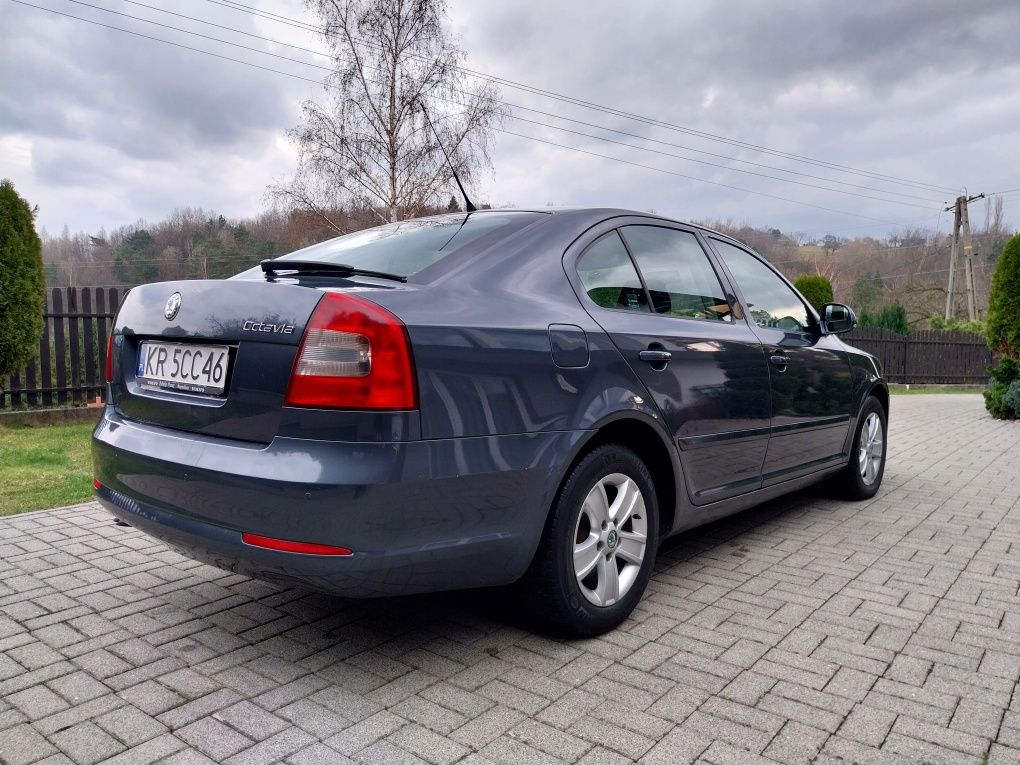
(273, 0), (504, 224)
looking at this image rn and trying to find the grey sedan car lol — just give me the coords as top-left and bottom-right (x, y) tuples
(92, 208), (887, 636)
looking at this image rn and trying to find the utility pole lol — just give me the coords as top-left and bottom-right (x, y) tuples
(944, 192), (984, 322)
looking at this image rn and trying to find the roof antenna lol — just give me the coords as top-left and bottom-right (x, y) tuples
(420, 101), (476, 213)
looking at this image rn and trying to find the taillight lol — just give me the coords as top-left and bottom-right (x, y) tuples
(285, 292), (417, 410)
(105, 334), (114, 382)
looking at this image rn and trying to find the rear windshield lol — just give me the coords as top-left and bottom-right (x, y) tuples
(236, 211), (546, 280)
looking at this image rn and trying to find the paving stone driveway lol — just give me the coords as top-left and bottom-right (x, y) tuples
(1, 394), (1019, 765)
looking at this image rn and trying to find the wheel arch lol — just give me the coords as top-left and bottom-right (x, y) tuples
(870, 381), (889, 419)
(551, 412), (683, 540)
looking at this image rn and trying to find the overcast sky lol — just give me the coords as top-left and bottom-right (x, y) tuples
(2, 0), (1018, 240)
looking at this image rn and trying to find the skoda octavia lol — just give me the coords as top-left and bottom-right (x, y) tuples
(92, 209), (887, 636)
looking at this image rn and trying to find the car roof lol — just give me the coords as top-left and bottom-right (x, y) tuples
(469, 207), (744, 248)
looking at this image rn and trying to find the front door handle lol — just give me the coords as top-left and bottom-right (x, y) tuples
(770, 354), (790, 371)
(639, 349), (672, 363)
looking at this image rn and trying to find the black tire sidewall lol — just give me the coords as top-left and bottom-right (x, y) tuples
(545, 445), (659, 636)
(847, 396), (887, 499)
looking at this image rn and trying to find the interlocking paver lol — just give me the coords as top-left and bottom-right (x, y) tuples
(5, 685), (69, 720)
(48, 720), (125, 764)
(0, 723), (59, 765)
(176, 717), (254, 761)
(1, 396), (1019, 763)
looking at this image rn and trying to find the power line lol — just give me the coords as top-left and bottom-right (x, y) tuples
(59, 0), (334, 73)
(8, 0), (323, 83)
(203, 0), (956, 196)
(10, 0), (926, 228)
(64, 0), (943, 206)
(503, 113), (935, 210)
(495, 129), (911, 225)
(119, 0), (323, 55)
(490, 103), (944, 205)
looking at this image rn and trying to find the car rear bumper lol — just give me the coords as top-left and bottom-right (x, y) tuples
(92, 407), (585, 597)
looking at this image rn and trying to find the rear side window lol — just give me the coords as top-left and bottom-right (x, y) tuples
(576, 232), (650, 312)
(237, 212), (545, 279)
(620, 226), (732, 322)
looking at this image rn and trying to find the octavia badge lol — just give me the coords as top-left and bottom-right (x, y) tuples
(164, 292), (182, 321)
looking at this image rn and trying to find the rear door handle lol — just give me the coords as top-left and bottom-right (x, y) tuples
(639, 350), (672, 363)
(770, 354), (789, 371)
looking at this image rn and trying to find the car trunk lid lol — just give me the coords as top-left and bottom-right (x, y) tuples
(111, 280), (324, 444)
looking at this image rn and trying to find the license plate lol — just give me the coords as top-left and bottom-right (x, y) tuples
(136, 341), (230, 395)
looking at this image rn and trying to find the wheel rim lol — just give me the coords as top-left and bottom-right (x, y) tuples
(573, 473), (648, 607)
(858, 412), (884, 486)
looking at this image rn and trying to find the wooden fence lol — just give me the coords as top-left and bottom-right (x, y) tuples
(2, 287), (130, 409)
(0, 290), (994, 409)
(843, 327), (992, 384)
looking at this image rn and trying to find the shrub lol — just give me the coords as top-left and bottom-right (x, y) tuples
(930, 315), (986, 335)
(794, 274), (833, 311)
(1002, 380), (1020, 416)
(987, 233), (1020, 357)
(0, 180), (45, 381)
(860, 303), (909, 335)
(984, 357), (1020, 419)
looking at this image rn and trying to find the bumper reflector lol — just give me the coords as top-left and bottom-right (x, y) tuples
(93, 479), (102, 491)
(241, 532), (352, 556)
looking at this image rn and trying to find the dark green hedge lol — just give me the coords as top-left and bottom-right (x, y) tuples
(0, 180), (45, 380)
(987, 233), (1020, 358)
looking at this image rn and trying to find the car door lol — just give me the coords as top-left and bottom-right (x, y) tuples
(708, 237), (853, 484)
(572, 224), (772, 504)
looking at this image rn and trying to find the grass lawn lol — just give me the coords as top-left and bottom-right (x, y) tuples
(0, 421), (95, 516)
(889, 386), (984, 395)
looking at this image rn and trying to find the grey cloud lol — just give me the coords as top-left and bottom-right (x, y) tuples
(2, 0), (306, 157)
(3, 0), (1019, 237)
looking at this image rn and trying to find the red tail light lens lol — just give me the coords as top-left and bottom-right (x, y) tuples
(285, 292), (417, 410)
(105, 334), (114, 382)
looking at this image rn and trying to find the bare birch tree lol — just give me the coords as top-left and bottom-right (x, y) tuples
(273, 0), (503, 230)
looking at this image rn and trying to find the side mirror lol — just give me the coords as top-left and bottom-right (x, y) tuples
(821, 303), (857, 335)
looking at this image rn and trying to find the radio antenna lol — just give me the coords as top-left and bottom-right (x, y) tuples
(420, 101), (476, 213)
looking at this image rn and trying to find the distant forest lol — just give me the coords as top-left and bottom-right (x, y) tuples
(40, 197), (1014, 329)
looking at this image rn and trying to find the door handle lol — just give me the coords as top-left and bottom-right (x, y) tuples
(639, 350), (672, 363)
(769, 354), (789, 371)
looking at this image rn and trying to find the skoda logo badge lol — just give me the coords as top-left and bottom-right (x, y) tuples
(164, 292), (182, 321)
(606, 530), (619, 550)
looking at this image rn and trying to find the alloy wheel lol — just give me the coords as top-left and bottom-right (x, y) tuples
(858, 412), (884, 486)
(572, 473), (648, 607)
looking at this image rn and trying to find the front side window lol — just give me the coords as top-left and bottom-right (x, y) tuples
(576, 232), (650, 312)
(711, 239), (811, 331)
(619, 226), (731, 321)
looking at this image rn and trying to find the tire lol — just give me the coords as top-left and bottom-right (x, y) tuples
(520, 444), (659, 637)
(832, 395), (887, 500)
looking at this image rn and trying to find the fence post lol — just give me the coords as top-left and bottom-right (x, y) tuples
(82, 288), (97, 401)
(39, 293), (53, 408)
(67, 288), (82, 406)
(900, 334), (908, 381)
(52, 289), (67, 406)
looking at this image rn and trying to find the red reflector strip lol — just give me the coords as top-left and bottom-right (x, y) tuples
(93, 479), (102, 491)
(241, 532), (352, 556)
